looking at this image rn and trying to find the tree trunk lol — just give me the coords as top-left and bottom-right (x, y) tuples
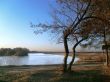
(105, 48), (109, 66)
(63, 36), (69, 72)
(68, 38), (85, 72)
(67, 46), (76, 72)
(103, 28), (109, 66)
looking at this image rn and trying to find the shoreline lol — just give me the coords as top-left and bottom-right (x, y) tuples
(29, 52), (106, 55)
(0, 63), (103, 69)
(0, 58), (108, 82)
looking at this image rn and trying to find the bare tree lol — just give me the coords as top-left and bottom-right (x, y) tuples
(67, 0), (110, 71)
(31, 0), (88, 72)
(31, 0), (110, 72)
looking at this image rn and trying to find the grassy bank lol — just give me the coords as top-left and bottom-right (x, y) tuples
(0, 65), (110, 82)
(0, 52), (109, 82)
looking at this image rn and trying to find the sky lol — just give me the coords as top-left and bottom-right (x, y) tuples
(0, 0), (68, 52)
(0, 0), (98, 52)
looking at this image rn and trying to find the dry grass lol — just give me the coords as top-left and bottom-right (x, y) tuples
(76, 52), (106, 64)
(0, 65), (110, 82)
(0, 52), (110, 82)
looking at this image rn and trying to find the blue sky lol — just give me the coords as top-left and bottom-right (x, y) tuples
(0, 0), (97, 52)
(0, 0), (67, 51)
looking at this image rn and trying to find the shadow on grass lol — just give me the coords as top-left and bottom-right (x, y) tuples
(0, 81), (6, 82)
(29, 70), (110, 82)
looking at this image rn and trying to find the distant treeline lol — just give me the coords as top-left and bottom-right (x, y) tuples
(0, 48), (29, 56)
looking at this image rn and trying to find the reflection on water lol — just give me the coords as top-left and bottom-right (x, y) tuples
(0, 53), (79, 66)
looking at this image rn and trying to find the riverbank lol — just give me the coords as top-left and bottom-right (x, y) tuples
(0, 52), (109, 82)
(0, 64), (110, 82)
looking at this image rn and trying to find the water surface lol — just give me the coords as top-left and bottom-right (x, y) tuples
(0, 53), (79, 66)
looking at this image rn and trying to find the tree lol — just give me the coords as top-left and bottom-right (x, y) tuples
(55, 0), (110, 70)
(79, 0), (110, 66)
(0, 48), (29, 56)
(31, 0), (93, 72)
(14, 48), (29, 56)
(67, 0), (110, 71)
(31, 0), (110, 72)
